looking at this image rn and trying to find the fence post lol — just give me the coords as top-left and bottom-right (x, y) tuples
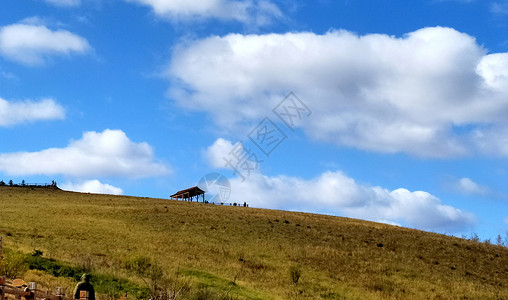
(55, 287), (65, 300)
(56, 287), (65, 299)
(0, 276), (5, 300)
(28, 283), (36, 291)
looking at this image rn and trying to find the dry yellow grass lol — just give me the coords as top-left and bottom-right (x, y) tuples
(1, 186), (507, 299)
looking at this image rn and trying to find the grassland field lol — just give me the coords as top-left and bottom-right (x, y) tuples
(0, 186), (508, 299)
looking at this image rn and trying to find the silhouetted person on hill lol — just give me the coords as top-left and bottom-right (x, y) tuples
(73, 274), (95, 300)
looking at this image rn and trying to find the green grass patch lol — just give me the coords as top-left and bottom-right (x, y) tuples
(10, 249), (150, 299)
(180, 269), (271, 300)
(26, 252), (149, 298)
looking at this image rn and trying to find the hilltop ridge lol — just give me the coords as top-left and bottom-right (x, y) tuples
(0, 186), (507, 299)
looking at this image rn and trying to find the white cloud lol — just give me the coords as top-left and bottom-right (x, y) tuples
(471, 126), (508, 157)
(0, 129), (170, 178)
(207, 137), (477, 232)
(168, 27), (508, 158)
(44, 0), (81, 7)
(0, 22), (91, 65)
(61, 180), (123, 195)
(505, 217), (508, 225)
(205, 138), (236, 168)
(0, 97), (65, 126)
(229, 170), (476, 233)
(454, 177), (489, 195)
(126, 0), (282, 25)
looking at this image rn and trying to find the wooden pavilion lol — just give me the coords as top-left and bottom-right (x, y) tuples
(170, 186), (205, 202)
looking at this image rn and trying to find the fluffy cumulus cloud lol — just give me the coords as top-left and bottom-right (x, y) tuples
(61, 180), (123, 195)
(0, 21), (90, 65)
(454, 177), (489, 195)
(126, 0), (282, 25)
(0, 97), (65, 126)
(205, 137), (236, 168)
(169, 27), (508, 158)
(228, 171), (476, 233)
(44, 0), (81, 7)
(0, 129), (170, 178)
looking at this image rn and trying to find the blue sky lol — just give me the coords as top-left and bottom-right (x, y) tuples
(1, 0), (508, 241)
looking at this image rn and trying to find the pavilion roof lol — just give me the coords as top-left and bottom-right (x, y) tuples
(170, 186), (205, 198)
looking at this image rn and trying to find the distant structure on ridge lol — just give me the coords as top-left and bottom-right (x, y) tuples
(0, 180), (58, 188)
(170, 186), (205, 202)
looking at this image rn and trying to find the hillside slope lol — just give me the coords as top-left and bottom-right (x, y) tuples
(0, 186), (507, 299)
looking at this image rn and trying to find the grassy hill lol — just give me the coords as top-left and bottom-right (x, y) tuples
(0, 186), (507, 299)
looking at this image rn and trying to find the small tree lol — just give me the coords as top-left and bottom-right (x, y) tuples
(469, 233), (480, 242)
(497, 235), (504, 246)
(125, 256), (189, 300)
(8, 180), (13, 186)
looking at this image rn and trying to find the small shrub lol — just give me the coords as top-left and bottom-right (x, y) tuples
(124, 255), (152, 276)
(289, 265), (301, 285)
(124, 255), (182, 300)
(0, 249), (28, 278)
(469, 233), (480, 242)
